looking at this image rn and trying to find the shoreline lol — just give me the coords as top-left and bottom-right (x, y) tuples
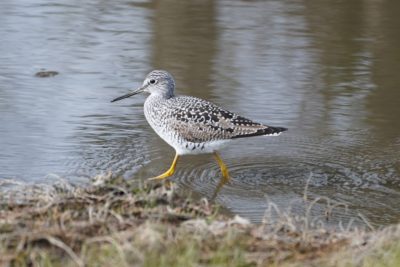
(0, 175), (399, 266)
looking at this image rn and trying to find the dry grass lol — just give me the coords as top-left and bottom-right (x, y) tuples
(0, 174), (398, 266)
(315, 224), (400, 267)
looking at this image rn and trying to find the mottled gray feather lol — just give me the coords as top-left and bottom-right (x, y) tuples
(146, 95), (285, 143)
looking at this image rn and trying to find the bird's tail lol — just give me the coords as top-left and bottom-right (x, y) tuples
(262, 126), (288, 136)
(231, 125), (287, 139)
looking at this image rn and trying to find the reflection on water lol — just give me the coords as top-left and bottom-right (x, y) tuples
(0, 0), (399, 226)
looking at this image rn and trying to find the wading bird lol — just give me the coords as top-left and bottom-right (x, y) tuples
(111, 70), (287, 184)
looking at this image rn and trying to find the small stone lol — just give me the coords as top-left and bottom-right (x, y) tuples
(35, 70), (59, 77)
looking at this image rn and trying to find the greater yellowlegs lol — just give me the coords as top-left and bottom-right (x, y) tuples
(111, 70), (287, 182)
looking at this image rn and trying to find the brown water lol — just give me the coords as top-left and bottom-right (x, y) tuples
(1, 0), (399, 226)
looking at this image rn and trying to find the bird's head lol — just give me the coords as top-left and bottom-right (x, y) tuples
(111, 70), (175, 102)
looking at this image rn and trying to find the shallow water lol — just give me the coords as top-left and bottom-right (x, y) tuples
(1, 0), (399, 226)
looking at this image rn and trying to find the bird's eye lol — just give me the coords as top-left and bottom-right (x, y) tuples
(149, 79), (156, 84)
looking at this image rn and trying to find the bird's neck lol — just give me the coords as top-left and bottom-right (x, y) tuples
(144, 93), (171, 120)
(149, 91), (174, 100)
(145, 94), (169, 107)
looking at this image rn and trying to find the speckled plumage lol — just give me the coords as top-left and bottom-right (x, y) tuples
(140, 70), (287, 155)
(143, 95), (285, 154)
(111, 70), (287, 180)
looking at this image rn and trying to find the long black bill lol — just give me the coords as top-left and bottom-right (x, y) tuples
(111, 86), (146, 102)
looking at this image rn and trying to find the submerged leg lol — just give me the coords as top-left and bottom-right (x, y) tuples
(149, 153), (180, 181)
(211, 152), (231, 199)
(213, 152), (231, 181)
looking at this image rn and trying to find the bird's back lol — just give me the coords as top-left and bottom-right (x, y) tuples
(144, 94), (287, 149)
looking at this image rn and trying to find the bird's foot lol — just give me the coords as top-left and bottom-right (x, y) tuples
(147, 169), (174, 181)
(148, 153), (179, 181)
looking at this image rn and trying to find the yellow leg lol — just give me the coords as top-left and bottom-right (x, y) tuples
(211, 152), (231, 199)
(149, 153), (179, 181)
(213, 152), (231, 181)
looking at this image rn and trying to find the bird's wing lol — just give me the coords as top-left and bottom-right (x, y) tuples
(165, 96), (285, 143)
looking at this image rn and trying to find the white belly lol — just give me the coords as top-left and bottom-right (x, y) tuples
(149, 123), (231, 155)
(143, 95), (231, 155)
